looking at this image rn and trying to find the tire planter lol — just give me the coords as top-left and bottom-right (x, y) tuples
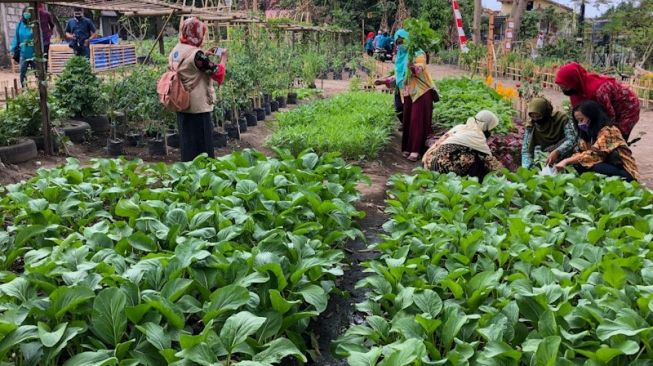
(287, 93), (298, 105)
(225, 123), (240, 140)
(107, 138), (124, 156)
(61, 120), (91, 143)
(30, 134), (61, 151)
(238, 117), (248, 133)
(255, 108), (266, 121)
(0, 138), (37, 165)
(82, 115), (110, 134)
(147, 138), (166, 156)
(245, 113), (257, 127)
(213, 131), (228, 148)
(270, 100), (279, 112)
(276, 96), (287, 108)
(125, 132), (143, 147)
(166, 132), (180, 148)
(264, 103), (271, 116)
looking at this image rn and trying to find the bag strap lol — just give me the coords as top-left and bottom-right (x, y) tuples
(170, 47), (206, 91)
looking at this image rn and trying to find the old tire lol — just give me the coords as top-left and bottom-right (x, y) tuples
(0, 138), (38, 164)
(61, 120), (91, 143)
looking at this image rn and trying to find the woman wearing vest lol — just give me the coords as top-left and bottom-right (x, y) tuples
(169, 17), (227, 162)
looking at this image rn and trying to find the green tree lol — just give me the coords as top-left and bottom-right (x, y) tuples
(601, 0), (653, 67)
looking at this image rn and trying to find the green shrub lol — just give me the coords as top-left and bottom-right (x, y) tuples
(53, 56), (104, 117)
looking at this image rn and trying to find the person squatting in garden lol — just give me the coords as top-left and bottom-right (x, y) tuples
(422, 110), (504, 182)
(169, 17), (227, 162)
(555, 100), (641, 182)
(521, 97), (577, 169)
(65, 8), (97, 58)
(555, 62), (640, 141)
(392, 28), (436, 162)
(11, 6), (35, 88)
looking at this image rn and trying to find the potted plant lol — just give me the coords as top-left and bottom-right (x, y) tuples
(107, 110), (124, 156)
(302, 51), (326, 89)
(53, 56), (110, 135)
(145, 120), (166, 156)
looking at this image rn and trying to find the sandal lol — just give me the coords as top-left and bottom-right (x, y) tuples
(407, 153), (420, 162)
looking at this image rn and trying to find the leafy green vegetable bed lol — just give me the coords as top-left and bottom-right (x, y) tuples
(267, 92), (395, 159)
(0, 150), (366, 366)
(434, 78), (515, 134)
(337, 169), (653, 365)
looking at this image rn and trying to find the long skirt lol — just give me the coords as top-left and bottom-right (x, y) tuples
(402, 90), (434, 154)
(177, 112), (215, 162)
(394, 89), (404, 123)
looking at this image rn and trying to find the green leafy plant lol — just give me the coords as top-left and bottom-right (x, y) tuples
(337, 168), (653, 365)
(0, 90), (70, 145)
(301, 51), (327, 88)
(0, 149), (366, 365)
(434, 77), (515, 134)
(53, 56), (104, 117)
(403, 17), (441, 58)
(267, 92), (395, 159)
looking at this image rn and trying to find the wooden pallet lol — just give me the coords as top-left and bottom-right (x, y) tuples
(48, 43), (137, 74)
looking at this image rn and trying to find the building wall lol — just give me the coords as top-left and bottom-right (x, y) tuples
(500, 0), (572, 16)
(0, 3), (27, 66)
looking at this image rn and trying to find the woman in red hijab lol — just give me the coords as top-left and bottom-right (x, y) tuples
(365, 32), (374, 56)
(169, 17), (228, 162)
(555, 62), (640, 140)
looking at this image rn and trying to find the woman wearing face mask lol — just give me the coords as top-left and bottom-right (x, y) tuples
(10, 7), (35, 88)
(521, 97), (577, 169)
(555, 100), (640, 182)
(422, 110), (504, 181)
(393, 29), (436, 162)
(555, 62), (640, 141)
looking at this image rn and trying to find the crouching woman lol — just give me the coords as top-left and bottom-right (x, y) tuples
(555, 100), (640, 182)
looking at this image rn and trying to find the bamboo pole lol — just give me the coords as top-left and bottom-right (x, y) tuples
(32, 1), (53, 154)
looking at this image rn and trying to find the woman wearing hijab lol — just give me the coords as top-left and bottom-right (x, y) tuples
(555, 62), (640, 140)
(555, 100), (640, 182)
(365, 32), (374, 56)
(422, 110), (504, 181)
(521, 97), (577, 169)
(11, 6), (35, 88)
(169, 17), (228, 162)
(393, 29), (436, 162)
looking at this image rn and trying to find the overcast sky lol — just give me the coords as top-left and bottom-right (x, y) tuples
(481, 0), (624, 18)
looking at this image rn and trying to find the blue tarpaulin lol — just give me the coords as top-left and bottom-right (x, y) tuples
(90, 34), (120, 45)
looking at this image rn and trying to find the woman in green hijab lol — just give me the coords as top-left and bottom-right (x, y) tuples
(521, 97), (577, 168)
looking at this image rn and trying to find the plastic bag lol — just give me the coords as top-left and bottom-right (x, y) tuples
(539, 165), (557, 176)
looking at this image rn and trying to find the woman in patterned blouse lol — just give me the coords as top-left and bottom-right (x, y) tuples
(555, 100), (640, 182)
(555, 62), (640, 141)
(422, 110), (504, 182)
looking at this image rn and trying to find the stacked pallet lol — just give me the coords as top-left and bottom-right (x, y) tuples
(48, 43), (137, 74)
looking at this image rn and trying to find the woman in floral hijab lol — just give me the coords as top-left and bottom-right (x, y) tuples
(169, 17), (228, 162)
